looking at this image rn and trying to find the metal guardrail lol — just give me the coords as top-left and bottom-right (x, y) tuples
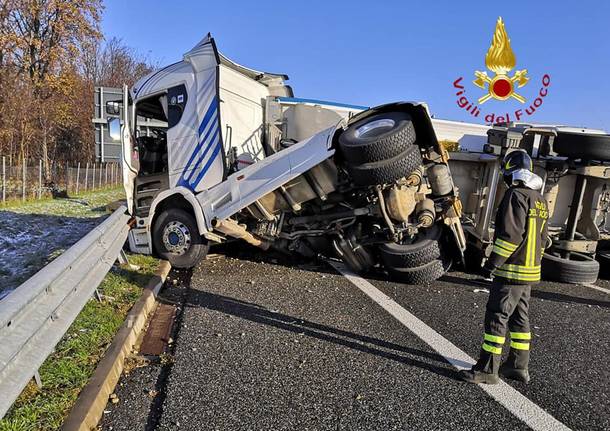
(0, 206), (131, 418)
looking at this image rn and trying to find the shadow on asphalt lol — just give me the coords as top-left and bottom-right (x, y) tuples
(212, 242), (447, 284)
(214, 241), (480, 287)
(441, 275), (610, 308)
(215, 243), (610, 310)
(439, 274), (492, 289)
(530, 289), (610, 308)
(184, 288), (464, 382)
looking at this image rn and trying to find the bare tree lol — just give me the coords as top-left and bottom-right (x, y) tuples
(94, 36), (156, 87)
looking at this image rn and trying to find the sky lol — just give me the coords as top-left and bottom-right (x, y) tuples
(102, 0), (610, 130)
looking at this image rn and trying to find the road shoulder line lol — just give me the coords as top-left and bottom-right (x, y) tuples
(61, 260), (171, 431)
(330, 261), (571, 431)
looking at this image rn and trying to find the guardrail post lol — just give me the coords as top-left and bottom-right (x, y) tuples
(33, 371), (42, 389)
(117, 249), (129, 265)
(117, 249), (139, 270)
(76, 162), (81, 195)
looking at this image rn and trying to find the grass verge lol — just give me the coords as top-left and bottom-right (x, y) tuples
(0, 187), (125, 217)
(0, 254), (159, 431)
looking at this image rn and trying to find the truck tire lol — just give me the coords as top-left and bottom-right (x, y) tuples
(347, 144), (423, 186)
(386, 259), (446, 285)
(553, 132), (610, 161)
(379, 225), (442, 268)
(153, 208), (208, 268)
(541, 252), (599, 284)
(339, 112), (417, 164)
(596, 251), (610, 279)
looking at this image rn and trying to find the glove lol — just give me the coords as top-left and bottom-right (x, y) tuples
(479, 262), (495, 281)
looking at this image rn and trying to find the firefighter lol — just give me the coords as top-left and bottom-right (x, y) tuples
(460, 149), (549, 385)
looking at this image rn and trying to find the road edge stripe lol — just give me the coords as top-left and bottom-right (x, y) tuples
(329, 261), (571, 431)
(61, 260), (172, 431)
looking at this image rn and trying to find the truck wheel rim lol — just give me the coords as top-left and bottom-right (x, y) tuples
(355, 118), (395, 138)
(162, 221), (191, 255)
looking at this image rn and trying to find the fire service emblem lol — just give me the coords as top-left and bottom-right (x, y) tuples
(452, 17), (551, 124)
(473, 17), (528, 104)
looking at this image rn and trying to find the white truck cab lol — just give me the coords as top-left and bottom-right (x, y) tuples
(110, 35), (357, 252)
(108, 34), (466, 284)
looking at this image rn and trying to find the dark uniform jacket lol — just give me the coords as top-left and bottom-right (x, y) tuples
(487, 186), (549, 284)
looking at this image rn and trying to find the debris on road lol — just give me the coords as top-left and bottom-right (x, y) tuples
(473, 288), (490, 294)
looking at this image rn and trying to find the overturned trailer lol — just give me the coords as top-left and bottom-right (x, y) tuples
(106, 34), (467, 285)
(446, 123), (610, 284)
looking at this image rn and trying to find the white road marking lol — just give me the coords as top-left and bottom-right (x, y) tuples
(581, 283), (610, 295)
(330, 261), (571, 431)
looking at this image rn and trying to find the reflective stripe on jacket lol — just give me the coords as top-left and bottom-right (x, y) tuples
(488, 186), (549, 284)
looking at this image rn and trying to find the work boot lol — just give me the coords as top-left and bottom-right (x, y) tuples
(499, 364), (530, 384)
(459, 368), (499, 385)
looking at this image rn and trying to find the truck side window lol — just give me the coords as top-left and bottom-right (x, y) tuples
(167, 84), (188, 128)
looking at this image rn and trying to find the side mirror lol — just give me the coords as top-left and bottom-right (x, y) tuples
(108, 118), (121, 141)
(106, 101), (121, 115)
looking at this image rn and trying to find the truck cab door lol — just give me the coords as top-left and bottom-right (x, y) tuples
(108, 84), (138, 214)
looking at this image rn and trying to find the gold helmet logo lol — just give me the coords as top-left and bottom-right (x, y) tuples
(473, 17), (529, 104)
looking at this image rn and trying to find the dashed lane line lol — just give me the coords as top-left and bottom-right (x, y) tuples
(330, 261), (571, 431)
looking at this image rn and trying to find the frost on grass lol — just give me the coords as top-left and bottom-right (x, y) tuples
(0, 189), (125, 294)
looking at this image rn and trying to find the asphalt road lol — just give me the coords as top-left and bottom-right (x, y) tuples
(101, 250), (610, 431)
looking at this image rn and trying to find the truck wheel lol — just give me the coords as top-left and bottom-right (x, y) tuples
(339, 112), (417, 164)
(595, 250), (610, 280)
(596, 251), (610, 279)
(152, 209), (208, 268)
(553, 132), (610, 161)
(347, 144), (423, 186)
(541, 252), (599, 284)
(386, 259), (446, 285)
(379, 225), (442, 268)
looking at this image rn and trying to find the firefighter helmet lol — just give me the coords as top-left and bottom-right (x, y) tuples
(501, 149), (533, 186)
